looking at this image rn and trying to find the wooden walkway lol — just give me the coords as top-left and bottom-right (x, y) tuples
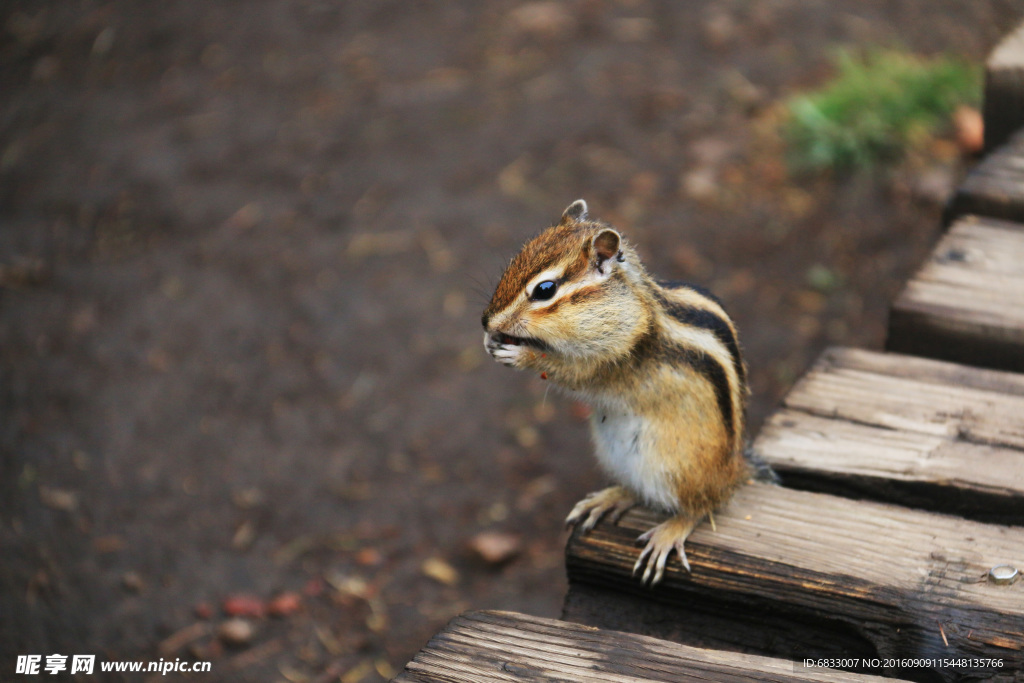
(890, 214), (1024, 371)
(393, 27), (1024, 683)
(396, 611), (908, 683)
(758, 347), (1024, 522)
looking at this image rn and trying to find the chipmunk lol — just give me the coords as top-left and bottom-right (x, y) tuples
(482, 199), (752, 585)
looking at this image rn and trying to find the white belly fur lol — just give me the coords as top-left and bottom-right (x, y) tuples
(590, 409), (677, 512)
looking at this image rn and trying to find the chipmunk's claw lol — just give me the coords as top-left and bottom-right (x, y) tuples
(565, 486), (636, 532)
(632, 515), (699, 586)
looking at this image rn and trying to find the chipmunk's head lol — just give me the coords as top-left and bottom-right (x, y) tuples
(482, 200), (650, 376)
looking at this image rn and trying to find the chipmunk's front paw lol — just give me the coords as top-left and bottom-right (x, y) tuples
(565, 486), (636, 532)
(484, 332), (523, 367)
(633, 515), (700, 586)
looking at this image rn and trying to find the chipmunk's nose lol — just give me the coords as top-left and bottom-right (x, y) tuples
(481, 312), (491, 330)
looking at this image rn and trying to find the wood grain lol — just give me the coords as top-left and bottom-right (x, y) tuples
(888, 216), (1024, 371)
(758, 346), (1024, 522)
(947, 130), (1024, 224)
(395, 610), (907, 683)
(563, 483), (1024, 683)
(984, 20), (1024, 153)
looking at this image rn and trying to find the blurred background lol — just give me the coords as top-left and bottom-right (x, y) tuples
(2, 1), (1020, 681)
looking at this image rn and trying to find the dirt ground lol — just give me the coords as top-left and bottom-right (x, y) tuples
(2, 1), (1021, 681)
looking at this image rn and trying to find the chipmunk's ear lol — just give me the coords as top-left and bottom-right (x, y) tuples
(592, 229), (621, 275)
(560, 199), (588, 224)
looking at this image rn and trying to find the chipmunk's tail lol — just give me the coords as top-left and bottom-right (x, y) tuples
(743, 444), (781, 485)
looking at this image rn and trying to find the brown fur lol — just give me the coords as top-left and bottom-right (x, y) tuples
(484, 203), (749, 522)
(484, 222), (593, 320)
(613, 328), (746, 518)
(568, 285), (604, 306)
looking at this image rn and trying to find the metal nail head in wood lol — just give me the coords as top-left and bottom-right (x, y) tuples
(988, 564), (1019, 585)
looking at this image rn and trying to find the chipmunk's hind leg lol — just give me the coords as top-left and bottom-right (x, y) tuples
(565, 486), (637, 531)
(633, 514), (700, 585)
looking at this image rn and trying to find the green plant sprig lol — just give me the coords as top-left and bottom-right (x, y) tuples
(785, 48), (981, 173)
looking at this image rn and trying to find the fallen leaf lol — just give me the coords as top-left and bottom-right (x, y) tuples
(223, 594), (266, 618)
(232, 520), (256, 551)
(224, 203), (263, 231)
(39, 486), (78, 512)
(278, 662), (309, 683)
(366, 597), (389, 633)
(267, 592), (302, 617)
(326, 572), (370, 599)
(218, 618), (254, 647)
(341, 660), (375, 683)
(485, 502), (509, 523)
(421, 557), (459, 585)
(231, 487), (265, 509)
(355, 547), (381, 566)
(680, 167), (719, 202)
(794, 288), (827, 313)
(375, 659), (396, 679)
(515, 425), (539, 448)
(954, 105), (983, 155)
(93, 535), (125, 553)
(121, 571), (144, 593)
(314, 624), (342, 656)
(469, 531), (522, 565)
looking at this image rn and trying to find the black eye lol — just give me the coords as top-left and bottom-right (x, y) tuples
(531, 280), (557, 301)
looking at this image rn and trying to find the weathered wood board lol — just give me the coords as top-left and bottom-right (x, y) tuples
(984, 20), (1024, 154)
(563, 483), (1024, 683)
(888, 216), (1024, 372)
(758, 346), (1024, 521)
(947, 130), (1024, 224)
(395, 610), (909, 683)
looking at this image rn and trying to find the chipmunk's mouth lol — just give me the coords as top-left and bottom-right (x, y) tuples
(493, 331), (549, 352)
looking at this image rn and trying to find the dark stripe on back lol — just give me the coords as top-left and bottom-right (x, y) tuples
(657, 279), (723, 305)
(653, 282), (746, 387)
(621, 327), (736, 446)
(665, 343), (735, 445)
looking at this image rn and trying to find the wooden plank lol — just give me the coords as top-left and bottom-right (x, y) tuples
(757, 347), (1024, 522)
(946, 130), (1024, 223)
(984, 20), (1024, 153)
(888, 216), (1024, 372)
(562, 483), (1024, 683)
(395, 610), (908, 683)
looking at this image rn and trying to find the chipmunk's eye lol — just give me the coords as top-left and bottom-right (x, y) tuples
(531, 280), (557, 301)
